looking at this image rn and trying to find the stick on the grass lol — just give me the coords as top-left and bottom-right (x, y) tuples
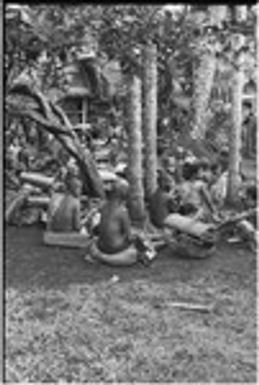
(167, 302), (214, 312)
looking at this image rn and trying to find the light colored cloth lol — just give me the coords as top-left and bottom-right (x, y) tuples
(43, 231), (89, 248)
(179, 180), (204, 208)
(211, 171), (228, 206)
(89, 239), (137, 266)
(163, 213), (215, 239)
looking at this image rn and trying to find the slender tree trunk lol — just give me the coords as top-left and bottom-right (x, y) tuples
(125, 72), (145, 223)
(142, 42), (158, 200)
(226, 52), (244, 204)
(192, 50), (216, 141)
(227, 6), (247, 205)
(256, 5), (259, 168)
(192, 6), (227, 141)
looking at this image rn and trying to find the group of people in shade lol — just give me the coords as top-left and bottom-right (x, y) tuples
(46, 146), (248, 266)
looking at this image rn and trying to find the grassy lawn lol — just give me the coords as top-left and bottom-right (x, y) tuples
(5, 225), (256, 383)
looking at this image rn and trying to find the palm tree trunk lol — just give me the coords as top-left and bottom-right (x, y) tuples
(142, 42), (158, 200)
(192, 50), (216, 140)
(226, 52), (244, 204)
(192, 6), (227, 141)
(125, 72), (145, 223)
(227, 6), (247, 205)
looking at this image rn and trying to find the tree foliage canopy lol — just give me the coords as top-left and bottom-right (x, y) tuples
(5, 4), (256, 142)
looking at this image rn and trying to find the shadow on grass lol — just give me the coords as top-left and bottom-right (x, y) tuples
(5, 225), (257, 383)
(5, 225), (255, 292)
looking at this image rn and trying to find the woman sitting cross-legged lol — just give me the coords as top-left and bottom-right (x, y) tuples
(176, 160), (219, 223)
(148, 172), (177, 229)
(43, 173), (90, 248)
(149, 163), (217, 259)
(46, 173), (82, 232)
(87, 181), (139, 266)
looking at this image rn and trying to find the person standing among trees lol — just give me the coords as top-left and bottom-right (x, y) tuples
(210, 147), (243, 208)
(242, 101), (256, 158)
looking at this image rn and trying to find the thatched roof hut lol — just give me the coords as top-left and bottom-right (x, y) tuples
(60, 53), (113, 126)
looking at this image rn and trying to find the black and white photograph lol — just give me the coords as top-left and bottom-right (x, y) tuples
(4, 3), (257, 383)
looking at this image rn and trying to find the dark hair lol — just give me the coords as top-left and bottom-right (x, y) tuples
(243, 100), (252, 109)
(182, 162), (199, 180)
(218, 147), (229, 172)
(218, 154), (228, 172)
(64, 173), (81, 193)
(211, 162), (221, 174)
(246, 185), (257, 201)
(157, 145), (167, 157)
(198, 157), (211, 171)
(220, 147), (229, 157)
(108, 180), (129, 201)
(157, 172), (171, 191)
(179, 203), (197, 216)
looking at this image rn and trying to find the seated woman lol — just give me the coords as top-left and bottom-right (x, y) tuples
(177, 160), (219, 223)
(46, 173), (82, 233)
(148, 172), (177, 228)
(160, 161), (218, 258)
(44, 173), (91, 248)
(210, 159), (229, 209)
(88, 181), (138, 265)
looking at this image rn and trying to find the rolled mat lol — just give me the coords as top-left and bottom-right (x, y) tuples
(173, 233), (215, 259)
(26, 196), (50, 208)
(163, 213), (215, 239)
(5, 189), (30, 223)
(20, 172), (55, 189)
(89, 241), (138, 266)
(43, 231), (90, 248)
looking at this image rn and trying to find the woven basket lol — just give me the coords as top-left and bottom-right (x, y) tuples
(174, 233), (215, 259)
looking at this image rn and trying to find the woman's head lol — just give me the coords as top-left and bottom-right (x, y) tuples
(182, 161), (199, 181)
(219, 147), (229, 172)
(197, 157), (212, 182)
(65, 174), (82, 197)
(157, 172), (171, 192)
(107, 179), (129, 202)
(210, 162), (222, 184)
(246, 184), (257, 208)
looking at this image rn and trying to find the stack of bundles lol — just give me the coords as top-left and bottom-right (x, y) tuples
(6, 172), (56, 226)
(216, 208), (257, 251)
(43, 231), (90, 248)
(164, 214), (216, 259)
(97, 168), (129, 193)
(171, 232), (216, 259)
(20, 172), (55, 191)
(20, 172), (56, 209)
(26, 196), (50, 208)
(19, 172), (55, 211)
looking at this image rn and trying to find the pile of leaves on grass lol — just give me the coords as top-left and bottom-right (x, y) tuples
(6, 277), (256, 383)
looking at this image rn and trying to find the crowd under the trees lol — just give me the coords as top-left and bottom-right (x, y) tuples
(5, 4), (257, 265)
